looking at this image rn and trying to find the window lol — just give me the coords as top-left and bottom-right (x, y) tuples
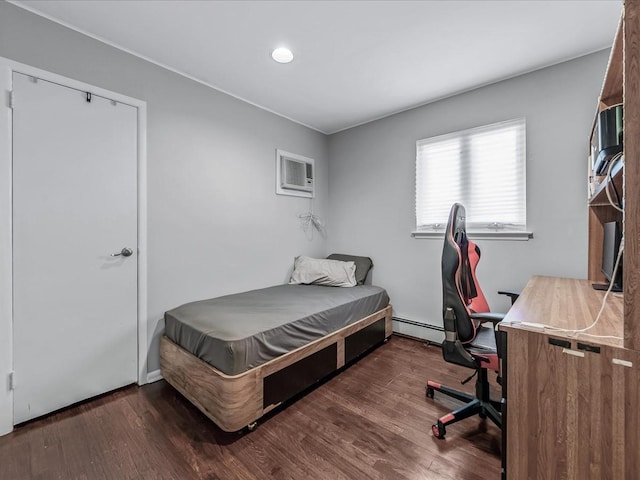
(415, 118), (529, 239)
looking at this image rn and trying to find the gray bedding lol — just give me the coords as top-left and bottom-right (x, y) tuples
(164, 284), (389, 375)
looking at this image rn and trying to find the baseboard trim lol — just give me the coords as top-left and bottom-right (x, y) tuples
(146, 369), (163, 383)
(392, 317), (444, 345)
(392, 331), (442, 346)
(392, 316), (445, 331)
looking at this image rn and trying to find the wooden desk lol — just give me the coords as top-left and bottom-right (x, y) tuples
(499, 276), (639, 480)
(501, 275), (623, 347)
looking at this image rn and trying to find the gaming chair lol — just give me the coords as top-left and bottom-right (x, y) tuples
(426, 203), (514, 439)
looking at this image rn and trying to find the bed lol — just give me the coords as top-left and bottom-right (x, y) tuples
(159, 254), (392, 432)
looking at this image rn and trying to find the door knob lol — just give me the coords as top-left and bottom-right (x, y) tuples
(111, 247), (133, 257)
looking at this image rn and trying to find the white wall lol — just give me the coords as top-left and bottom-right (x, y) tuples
(0, 0), (612, 435)
(0, 2), (328, 388)
(327, 50), (610, 341)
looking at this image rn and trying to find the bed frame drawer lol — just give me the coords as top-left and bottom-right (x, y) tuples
(345, 318), (386, 363)
(263, 343), (337, 408)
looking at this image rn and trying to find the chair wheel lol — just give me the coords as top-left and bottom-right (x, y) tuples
(246, 422), (257, 432)
(432, 421), (446, 439)
(426, 386), (435, 399)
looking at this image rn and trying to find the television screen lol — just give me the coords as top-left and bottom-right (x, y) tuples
(594, 221), (622, 292)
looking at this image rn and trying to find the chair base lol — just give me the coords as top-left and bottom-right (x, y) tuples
(426, 368), (501, 439)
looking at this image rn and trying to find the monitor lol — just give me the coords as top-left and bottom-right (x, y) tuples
(593, 104), (623, 175)
(593, 221), (623, 292)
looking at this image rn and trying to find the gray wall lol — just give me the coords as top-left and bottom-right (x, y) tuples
(0, 1), (611, 361)
(0, 2), (329, 372)
(327, 50), (610, 341)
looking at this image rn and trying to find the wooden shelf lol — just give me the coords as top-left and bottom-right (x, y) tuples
(588, 158), (624, 206)
(600, 15), (623, 108)
(589, 15), (623, 167)
(588, 8), (625, 287)
(586, 1), (640, 351)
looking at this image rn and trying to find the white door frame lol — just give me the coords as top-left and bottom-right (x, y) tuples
(0, 56), (148, 436)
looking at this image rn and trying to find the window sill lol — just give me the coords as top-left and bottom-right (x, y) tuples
(411, 230), (533, 241)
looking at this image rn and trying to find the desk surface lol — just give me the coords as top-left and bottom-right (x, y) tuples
(499, 275), (624, 347)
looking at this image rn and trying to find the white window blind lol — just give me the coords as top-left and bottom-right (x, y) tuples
(415, 118), (527, 235)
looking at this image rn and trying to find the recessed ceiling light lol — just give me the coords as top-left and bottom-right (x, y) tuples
(271, 47), (294, 64)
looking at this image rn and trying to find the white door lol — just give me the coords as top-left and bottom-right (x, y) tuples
(12, 73), (138, 423)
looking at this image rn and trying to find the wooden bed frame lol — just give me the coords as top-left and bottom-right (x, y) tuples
(160, 305), (392, 432)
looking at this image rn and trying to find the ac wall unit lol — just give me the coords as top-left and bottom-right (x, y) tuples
(276, 149), (315, 198)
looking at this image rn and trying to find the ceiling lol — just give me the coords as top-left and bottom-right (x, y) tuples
(11, 0), (622, 134)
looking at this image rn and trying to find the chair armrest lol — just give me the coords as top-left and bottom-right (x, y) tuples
(470, 312), (506, 361)
(498, 290), (520, 305)
(470, 312), (505, 325)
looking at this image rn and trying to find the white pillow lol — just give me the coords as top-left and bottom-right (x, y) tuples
(289, 256), (357, 287)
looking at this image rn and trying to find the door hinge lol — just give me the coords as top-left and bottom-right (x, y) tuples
(9, 90), (14, 109)
(8, 371), (15, 391)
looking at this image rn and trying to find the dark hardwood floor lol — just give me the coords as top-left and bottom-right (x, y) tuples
(0, 336), (501, 479)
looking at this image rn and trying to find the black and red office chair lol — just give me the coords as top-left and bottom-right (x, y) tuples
(426, 203), (515, 439)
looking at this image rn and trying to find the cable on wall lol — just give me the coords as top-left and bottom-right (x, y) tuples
(298, 198), (325, 240)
